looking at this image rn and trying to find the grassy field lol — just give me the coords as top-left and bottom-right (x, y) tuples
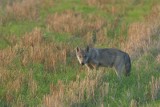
(0, 0), (160, 107)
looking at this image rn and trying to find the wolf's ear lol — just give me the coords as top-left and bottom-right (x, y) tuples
(75, 47), (80, 52)
(86, 45), (90, 52)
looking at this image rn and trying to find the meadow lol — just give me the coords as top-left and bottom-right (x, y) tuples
(0, 0), (160, 107)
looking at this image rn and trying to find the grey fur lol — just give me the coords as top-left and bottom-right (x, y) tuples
(76, 46), (131, 77)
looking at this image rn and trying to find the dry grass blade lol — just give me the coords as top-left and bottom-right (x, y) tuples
(43, 70), (109, 107)
(6, 0), (39, 21)
(150, 76), (160, 100)
(122, 5), (160, 59)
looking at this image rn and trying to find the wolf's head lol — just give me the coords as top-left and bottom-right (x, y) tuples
(75, 46), (90, 66)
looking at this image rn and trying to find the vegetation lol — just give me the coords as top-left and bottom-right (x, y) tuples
(0, 0), (160, 106)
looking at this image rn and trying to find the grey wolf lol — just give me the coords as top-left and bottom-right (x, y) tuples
(75, 46), (131, 77)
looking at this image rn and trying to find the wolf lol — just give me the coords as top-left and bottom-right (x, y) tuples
(75, 46), (131, 77)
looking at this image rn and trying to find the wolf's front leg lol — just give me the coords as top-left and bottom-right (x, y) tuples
(92, 59), (100, 70)
(85, 64), (94, 72)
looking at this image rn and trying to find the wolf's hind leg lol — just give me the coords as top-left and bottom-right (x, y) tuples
(115, 64), (124, 78)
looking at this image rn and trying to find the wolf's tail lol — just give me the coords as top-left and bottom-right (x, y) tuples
(124, 53), (131, 76)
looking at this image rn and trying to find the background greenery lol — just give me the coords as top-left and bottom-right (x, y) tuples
(0, 0), (160, 106)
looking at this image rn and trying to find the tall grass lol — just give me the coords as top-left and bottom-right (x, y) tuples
(1, 0), (160, 106)
(122, 4), (160, 59)
(43, 70), (109, 107)
(46, 10), (106, 36)
(5, 0), (39, 21)
(150, 76), (160, 100)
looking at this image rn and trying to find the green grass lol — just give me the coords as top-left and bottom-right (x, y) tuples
(43, 31), (71, 43)
(0, 21), (37, 37)
(124, 1), (153, 23)
(0, 39), (8, 49)
(141, 100), (160, 107)
(1, 0), (160, 106)
(40, 0), (82, 16)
